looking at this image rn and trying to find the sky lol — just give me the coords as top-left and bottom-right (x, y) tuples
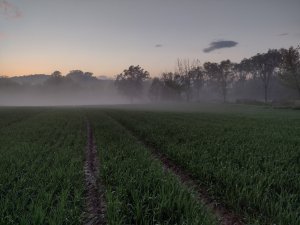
(0, 0), (299, 77)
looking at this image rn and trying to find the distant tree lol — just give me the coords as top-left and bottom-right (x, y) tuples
(204, 60), (234, 102)
(0, 76), (19, 89)
(52, 70), (62, 77)
(219, 60), (234, 102)
(279, 46), (300, 96)
(44, 70), (78, 91)
(84, 72), (93, 77)
(45, 70), (65, 85)
(66, 70), (96, 82)
(189, 65), (205, 100)
(176, 58), (206, 101)
(232, 59), (251, 98)
(149, 77), (163, 101)
(176, 59), (192, 101)
(234, 58), (252, 83)
(203, 62), (219, 94)
(160, 72), (183, 100)
(249, 49), (282, 103)
(115, 65), (150, 102)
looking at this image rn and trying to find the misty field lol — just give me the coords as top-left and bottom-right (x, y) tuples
(0, 104), (299, 225)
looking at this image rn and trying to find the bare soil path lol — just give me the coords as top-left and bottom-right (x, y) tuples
(83, 120), (106, 225)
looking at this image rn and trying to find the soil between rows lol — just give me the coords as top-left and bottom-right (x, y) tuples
(83, 121), (106, 225)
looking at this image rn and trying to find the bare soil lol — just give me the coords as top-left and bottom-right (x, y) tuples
(83, 121), (106, 225)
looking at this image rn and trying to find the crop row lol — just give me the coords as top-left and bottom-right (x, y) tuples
(2, 106), (298, 225)
(87, 110), (217, 225)
(0, 110), (85, 225)
(0, 107), (45, 130)
(106, 109), (300, 225)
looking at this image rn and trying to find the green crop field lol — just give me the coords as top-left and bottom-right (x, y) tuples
(0, 104), (299, 225)
(0, 109), (85, 225)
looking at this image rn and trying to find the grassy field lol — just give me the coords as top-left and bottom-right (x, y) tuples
(0, 103), (299, 225)
(104, 104), (300, 225)
(0, 109), (85, 225)
(87, 111), (217, 225)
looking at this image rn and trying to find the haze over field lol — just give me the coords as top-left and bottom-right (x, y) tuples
(0, 0), (300, 106)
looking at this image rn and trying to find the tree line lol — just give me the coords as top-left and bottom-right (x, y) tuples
(115, 46), (300, 103)
(0, 46), (299, 105)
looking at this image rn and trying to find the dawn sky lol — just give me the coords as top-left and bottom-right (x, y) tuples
(0, 0), (299, 77)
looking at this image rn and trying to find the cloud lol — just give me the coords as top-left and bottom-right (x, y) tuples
(203, 40), (238, 53)
(155, 44), (163, 48)
(0, 0), (22, 19)
(278, 33), (288, 36)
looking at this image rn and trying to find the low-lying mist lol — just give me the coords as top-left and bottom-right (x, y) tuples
(0, 73), (297, 107)
(0, 85), (132, 107)
(0, 72), (132, 106)
(1, 46), (300, 108)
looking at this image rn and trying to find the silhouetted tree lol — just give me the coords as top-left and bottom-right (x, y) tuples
(204, 60), (234, 102)
(45, 70), (65, 85)
(115, 65), (150, 102)
(249, 49), (282, 102)
(176, 58), (206, 101)
(44, 71), (78, 94)
(149, 77), (163, 101)
(176, 59), (192, 101)
(160, 72), (183, 100)
(189, 65), (205, 100)
(219, 60), (234, 102)
(84, 72), (93, 77)
(232, 59), (251, 98)
(66, 70), (97, 83)
(234, 58), (252, 83)
(279, 46), (300, 96)
(0, 76), (19, 89)
(52, 70), (62, 77)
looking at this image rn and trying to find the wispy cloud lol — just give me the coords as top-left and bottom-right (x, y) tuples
(278, 33), (288, 36)
(0, 0), (22, 19)
(203, 40), (238, 53)
(155, 44), (163, 48)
